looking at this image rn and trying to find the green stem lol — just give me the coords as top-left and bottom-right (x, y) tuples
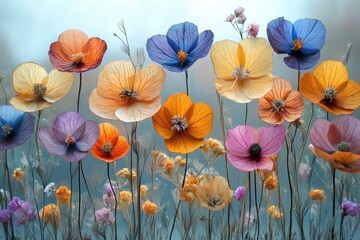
(207, 209), (212, 239)
(339, 214), (344, 240)
(78, 162), (82, 240)
(244, 103), (248, 125)
(331, 167), (336, 240)
(254, 171), (259, 240)
(247, 172), (252, 237)
(185, 70), (189, 96)
(297, 70), (301, 91)
(77, 73), (82, 113)
(0, 82), (8, 104)
(4, 151), (15, 239)
(108, 163), (118, 240)
(285, 133), (293, 239)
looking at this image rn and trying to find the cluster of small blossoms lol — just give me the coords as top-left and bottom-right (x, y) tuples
(199, 138), (226, 158)
(142, 200), (158, 216)
(309, 189), (326, 202)
(94, 183), (116, 225)
(225, 6), (260, 37)
(118, 191), (133, 211)
(180, 174), (199, 204)
(8, 197), (37, 226)
(268, 205), (282, 219)
(39, 204), (60, 227)
(117, 168), (136, 182)
(264, 172), (278, 191)
(234, 186), (246, 201)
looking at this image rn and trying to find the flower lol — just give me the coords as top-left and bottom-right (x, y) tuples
(264, 173), (278, 190)
(119, 191), (132, 204)
(13, 168), (24, 181)
(8, 197), (22, 212)
(234, 7), (245, 17)
(38, 111), (99, 162)
(90, 122), (130, 163)
(225, 15), (235, 22)
(180, 174), (199, 204)
(210, 38), (273, 103)
(8, 197), (36, 226)
(309, 116), (360, 172)
(299, 60), (360, 115)
(95, 207), (114, 225)
(0, 209), (11, 223)
(309, 189), (326, 202)
(140, 185), (148, 198)
(226, 125), (286, 172)
(49, 29), (107, 73)
(117, 168), (136, 181)
(44, 183), (56, 197)
(341, 199), (359, 217)
(39, 204), (60, 226)
(268, 205), (282, 219)
(10, 62), (73, 112)
(0, 105), (35, 151)
(234, 186), (246, 201)
(152, 93), (214, 154)
(195, 176), (233, 211)
(142, 200), (158, 216)
(247, 23), (260, 37)
(258, 77), (304, 125)
(56, 186), (71, 204)
(146, 22), (214, 72)
(200, 138), (226, 158)
(163, 158), (175, 175)
(267, 17), (326, 70)
(89, 60), (166, 122)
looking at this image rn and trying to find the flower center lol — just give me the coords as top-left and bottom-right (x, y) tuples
(233, 65), (250, 79)
(101, 142), (113, 155)
(324, 86), (336, 103)
(271, 98), (285, 112)
(1, 124), (14, 137)
(33, 83), (47, 97)
(208, 194), (221, 207)
(65, 136), (76, 145)
(177, 50), (187, 65)
(249, 143), (262, 161)
(171, 116), (188, 132)
(120, 88), (137, 103)
(293, 38), (304, 51)
(336, 141), (351, 152)
(70, 52), (85, 63)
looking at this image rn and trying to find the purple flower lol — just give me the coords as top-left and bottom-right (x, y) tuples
(342, 199), (359, 217)
(234, 186), (246, 200)
(226, 125), (286, 172)
(234, 7), (245, 17)
(8, 197), (36, 226)
(95, 207), (114, 225)
(0, 209), (11, 223)
(8, 197), (23, 212)
(38, 112), (99, 162)
(247, 23), (260, 37)
(267, 17), (326, 70)
(0, 105), (35, 151)
(146, 22), (214, 72)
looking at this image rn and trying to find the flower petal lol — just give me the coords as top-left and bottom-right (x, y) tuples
(38, 127), (67, 156)
(166, 22), (198, 53)
(57, 29), (89, 56)
(164, 132), (203, 154)
(334, 80), (360, 112)
(89, 89), (120, 120)
(284, 51), (320, 70)
(152, 105), (175, 140)
(314, 61), (348, 90)
(258, 126), (286, 156)
(10, 96), (51, 112)
(76, 120), (100, 151)
(185, 103), (213, 139)
(63, 149), (87, 162)
(12, 62), (47, 101)
(282, 91), (304, 122)
(188, 29), (214, 61)
(332, 116), (360, 154)
(81, 37), (107, 70)
(310, 118), (337, 153)
(134, 64), (165, 101)
(48, 42), (74, 71)
(226, 125), (255, 159)
(309, 144), (334, 161)
(241, 74), (274, 100)
(115, 97), (161, 122)
(52, 112), (85, 142)
(43, 69), (74, 102)
(294, 18), (326, 53)
(163, 92), (193, 117)
(215, 77), (251, 103)
(266, 17), (294, 54)
(146, 35), (178, 71)
(299, 72), (324, 103)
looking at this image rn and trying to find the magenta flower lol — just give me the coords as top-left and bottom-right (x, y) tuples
(234, 186), (246, 200)
(95, 207), (114, 225)
(38, 112), (99, 162)
(0, 209), (11, 223)
(342, 199), (359, 217)
(309, 116), (360, 172)
(226, 125), (286, 171)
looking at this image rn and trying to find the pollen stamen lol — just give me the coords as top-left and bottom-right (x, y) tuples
(293, 38), (304, 51)
(233, 65), (250, 79)
(208, 194), (221, 207)
(1, 124), (14, 137)
(324, 86), (337, 103)
(70, 52), (85, 63)
(177, 50), (188, 65)
(33, 83), (47, 97)
(171, 115), (188, 132)
(336, 141), (351, 152)
(101, 142), (113, 155)
(271, 98), (285, 112)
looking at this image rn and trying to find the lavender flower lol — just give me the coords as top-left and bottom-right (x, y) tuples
(0, 209), (11, 223)
(44, 182), (56, 197)
(234, 186), (246, 200)
(234, 7), (245, 17)
(247, 23), (260, 37)
(95, 207), (114, 225)
(342, 199), (359, 217)
(8, 197), (22, 212)
(8, 197), (36, 226)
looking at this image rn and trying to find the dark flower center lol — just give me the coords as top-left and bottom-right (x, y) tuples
(33, 83), (47, 97)
(120, 88), (137, 103)
(249, 143), (262, 161)
(293, 38), (304, 51)
(324, 86), (336, 103)
(171, 115), (188, 131)
(336, 141), (351, 152)
(70, 52), (85, 64)
(65, 136), (76, 145)
(233, 65), (250, 80)
(208, 194), (221, 207)
(1, 124), (14, 137)
(271, 98), (285, 112)
(101, 142), (113, 155)
(177, 50), (187, 65)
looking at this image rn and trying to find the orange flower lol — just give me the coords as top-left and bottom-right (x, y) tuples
(300, 60), (360, 115)
(142, 200), (158, 215)
(89, 60), (166, 122)
(13, 168), (24, 181)
(10, 62), (73, 112)
(49, 29), (107, 73)
(90, 122), (130, 163)
(55, 186), (71, 204)
(258, 77), (304, 125)
(39, 204), (60, 226)
(210, 38), (273, 103)
(152, 93), (214, 154)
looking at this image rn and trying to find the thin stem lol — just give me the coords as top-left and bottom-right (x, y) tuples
(244, 103), (248, 125)
(129, 127), (136, 238)
(0, 82), (8, 104)
(254, 171), (259, 240)
(185, 70), (189, 96)
(285, 133), (293, 239)
(134, 122), (141, 239)
(207, 210), (212, 239)
(331, 167), (336, 240)
(297, 70), (301, 91)
(77, 73), (83, 113)
(247, 172), (252, 238)
(4, 151), (15, 239)
(108, 163), (118, 240)
(80, 163), (96, 221)
(78, 162), (82, 240)
(339, 214), (344, 240)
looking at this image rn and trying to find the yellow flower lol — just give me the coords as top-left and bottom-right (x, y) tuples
(39, 204), (60, 226)
(163, 158), (175, 175)
(142, 200), (158, 216)
(55, 186), (71, 204)
(264, 174), (278, 191)
(268, 205), (282, 219)
(140, 185), (148, 198)
(117, 168), (136, 182)
(309, 189), (326, 202)
(175, 156), (186, 167)
(13, 168), (24, 181)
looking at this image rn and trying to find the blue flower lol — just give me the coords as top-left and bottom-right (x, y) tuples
(0, 105), (35, 151)
(146, 22), (214, 72)
(266, 17), (326, 70)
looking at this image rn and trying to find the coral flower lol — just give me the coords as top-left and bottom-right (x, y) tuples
(210, 38), (273, 103)
(152, 93), (214, 154)
(267, 17), (326, 70)
(146, 22), (214, 72)
(300, 60), (360, 115)
(49, 29), (107, 72)
(258, 77), (304, 125)
(226, 125), (286, 171)
(195, 176), (233, 211)
(89, 60), (166, 122)
(90, 122), (130, 163)
(10, 62), (73, 112)
(0, 105), (35, 151)
(56, 186), (71, 204)
(309, 116), (360, 173)
(38, 112), (99, 162)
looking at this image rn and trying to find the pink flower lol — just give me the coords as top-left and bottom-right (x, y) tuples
(309, 116), (360, 172)
(225, 14), (235, 22)
(247, 23), (260, 37)
(226, 125), (286, 171)
(234, 7), (245, 17)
